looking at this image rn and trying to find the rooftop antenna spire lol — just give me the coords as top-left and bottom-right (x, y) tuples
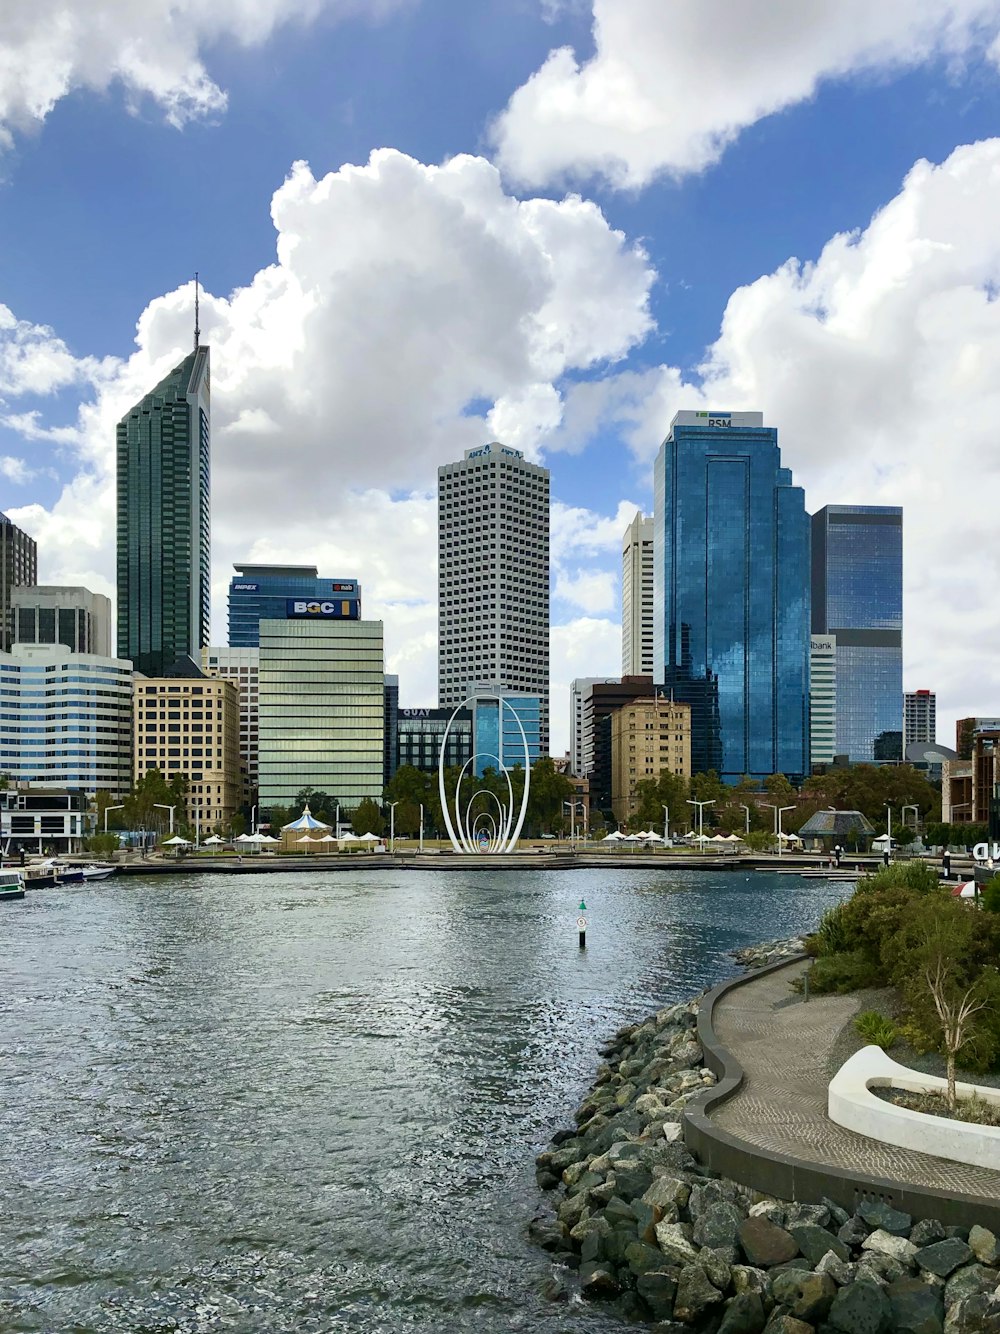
(193, 271), (200, 351)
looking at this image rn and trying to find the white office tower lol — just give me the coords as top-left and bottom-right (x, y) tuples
(0, 643), (133, 797)
(809, 635), (837, 769)
(622, 512), (654, 676)
(570, 676), (619, 776)
(438, 443), (550, 754)
(904, 691), (936, 747)
(203, 647), (260, 790)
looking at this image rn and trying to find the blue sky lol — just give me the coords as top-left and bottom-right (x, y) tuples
(3, 0), (1000, 751)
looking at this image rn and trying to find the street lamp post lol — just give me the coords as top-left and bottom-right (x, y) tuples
(152, 803), (175, 835)
(764, 803), (795, 857)
(885, 803), (893, 845)
(251, 804), (257, 835)
(104, 804), (124, 833)
(739, 803), (751, 835)
(686, 798), (714, 846)
(419, 803), (424, 853)
(562, 800), (577, 842)
(662, 806), (670, 844)
(901, 803), (919, 830)
(387, 801), (399, 853)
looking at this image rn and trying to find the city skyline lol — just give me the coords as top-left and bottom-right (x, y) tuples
(4, 5), (1000, 751)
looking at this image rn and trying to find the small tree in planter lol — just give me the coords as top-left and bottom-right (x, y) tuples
(904, 903), (1000, 1111)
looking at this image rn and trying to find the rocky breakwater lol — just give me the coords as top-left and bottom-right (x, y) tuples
(529, 996), (1000, 1332)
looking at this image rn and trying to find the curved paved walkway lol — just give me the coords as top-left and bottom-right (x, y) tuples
(710, 960), (1000, 1200)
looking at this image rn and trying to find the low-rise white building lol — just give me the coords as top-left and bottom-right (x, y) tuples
(0, 644), (133, 797)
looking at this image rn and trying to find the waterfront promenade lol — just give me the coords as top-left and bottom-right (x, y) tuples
(697, 958), (1000, 1220)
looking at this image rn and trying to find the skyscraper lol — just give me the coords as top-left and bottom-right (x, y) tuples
(622, 512), (654, 676)
(0, 512), (38, 652)
(116, 345), (211, 676)
(438, 442), (550, 754)
(811, 505), (902, 763)
(228, 564), (360, 647)
(905, 690), (936, 748)
(653, 410), (810, 782)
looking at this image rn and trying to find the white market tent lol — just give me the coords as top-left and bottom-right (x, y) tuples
(162, 835), (191, 846)
(356, 832), (381, 843)
(602, 830), (626, 842)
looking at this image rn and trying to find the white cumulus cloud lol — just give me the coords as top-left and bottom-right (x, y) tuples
(0, 0), (403, 148)
(492, 0), (1000, 188)
(571, 138), (1000, 745)
(3, 149), (654, 727)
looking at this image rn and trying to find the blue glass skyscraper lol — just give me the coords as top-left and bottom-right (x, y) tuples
(653, 411), (810, 782)
(811, 505), (902, 763)
(228, 564), (361, 647)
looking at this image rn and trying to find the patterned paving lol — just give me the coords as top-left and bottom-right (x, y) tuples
(710, 960), (1000, 1197)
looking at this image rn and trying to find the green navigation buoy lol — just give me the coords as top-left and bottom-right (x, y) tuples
(579, 900), (586, 911)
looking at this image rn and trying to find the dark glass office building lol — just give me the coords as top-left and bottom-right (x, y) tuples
(397, 707), (472, 774)
(228, 564), (361, 647)
(811, 505), (902, 763)
(117, 347), (211, 676)
(653, 411), (810, 783)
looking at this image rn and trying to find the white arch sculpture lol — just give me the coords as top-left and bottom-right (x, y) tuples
(438, 692), (531, 853)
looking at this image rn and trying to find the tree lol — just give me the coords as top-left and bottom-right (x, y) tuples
(892, 897), (1000, 1111)
(764, 773), (796, 797)
(123, 769), (189, 833)
(353, 797), (384, 836)
(290, 788), (338, 825)
(84, 832), (119, 856)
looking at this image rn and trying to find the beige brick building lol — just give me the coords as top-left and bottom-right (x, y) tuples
(133, 675), (242, 829)
(611, 695), (691, 825)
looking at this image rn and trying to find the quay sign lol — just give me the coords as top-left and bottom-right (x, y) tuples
(973, 843), (1000, 862)
(286, 599), (356, 618)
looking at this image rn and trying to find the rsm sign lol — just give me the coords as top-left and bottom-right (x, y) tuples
(286, 599), (355, 618)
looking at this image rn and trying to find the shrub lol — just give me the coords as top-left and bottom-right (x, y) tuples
(814, 901), (855, 956)
(858, 860), (939, 894)
(854, 1010), (897, 1050)
(807, 951), (882, 995)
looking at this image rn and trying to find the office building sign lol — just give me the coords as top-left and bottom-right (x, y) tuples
(330, 582), (357, 594)
(232, 582), (259, 592)
(286, 599), (356, 618)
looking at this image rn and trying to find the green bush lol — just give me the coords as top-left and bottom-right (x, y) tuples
(807, 952), (882, 995)
(854, 1010), (897, 1050)
(858, 860), (939, 894)
(814, 901), (854, 956)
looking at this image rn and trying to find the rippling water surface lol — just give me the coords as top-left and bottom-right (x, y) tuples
(0, 867), (846, 1333)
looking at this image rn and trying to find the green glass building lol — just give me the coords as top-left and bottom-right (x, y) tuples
(116, 347), (211, 675)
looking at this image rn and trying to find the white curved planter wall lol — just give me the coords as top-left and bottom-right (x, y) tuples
(828, 1046), (1000, 1171)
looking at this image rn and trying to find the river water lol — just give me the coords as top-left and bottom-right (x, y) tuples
(0, 867), (845, 1333)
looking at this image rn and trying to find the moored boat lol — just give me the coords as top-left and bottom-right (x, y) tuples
(0, 868), (26, 901)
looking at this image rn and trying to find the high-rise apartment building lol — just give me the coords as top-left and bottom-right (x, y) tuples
(258, 618), (384, 811)
(11, 586), (112, 657)
(0, 512), (38, 652)
(134, 670), (242, 826)
(622, 512), (654, 676)
(0, 644), (133, 797)
(611, 695), (691, 825)
(653, 411), (810, 782)
(569, 677), (619, 776)
(116, 345), (211, 676)
(809, 635), (837, 770)
(229, 565), (360, 647)
(438, 442), (550, 754)
(577, 676), (656, 815)
(811, 505), (903, 763)
(384, 675), (399, 787)
(904, 690), (936, 748)
(202, 647), (260, 792)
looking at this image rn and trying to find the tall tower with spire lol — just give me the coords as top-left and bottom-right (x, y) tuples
(116, 282), (210, 675)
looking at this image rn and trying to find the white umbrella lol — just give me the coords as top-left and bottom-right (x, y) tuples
(297, 835), (317, 853)
(259, 834), (281, 844)
(641, 831), (664, 842)
(234, 833), (255, 844)
(724, 833), (744, 842)
(709, 834), (729, 843)
(162, 835), (191, 846)
(316, 833), (338, 844)
(356, 832), (380, 842)
(338, 831), (360, 842)
(204, 834), (225, 844)
(602, 830), (625, 842)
